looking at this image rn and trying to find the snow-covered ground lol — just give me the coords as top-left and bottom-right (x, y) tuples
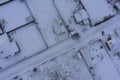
(20, 49), (93, 80)
(0, 0), (10, 5)
(26, 0), (69, 47)
(80, 40), (120, 80)
(10, 24), (47, 57)
(0, 23), (48, 70)
(0, 0), (33, 32)
(0, 0), (120, 80)
(81, 0), (116, 25)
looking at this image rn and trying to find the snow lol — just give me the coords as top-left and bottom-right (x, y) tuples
(10, 24), (47, 58)
(114, 2), (120, 10)
(74, 11), (83, 23)
(1, 42), (19, 58)
(0, 0), (33, 32)
(0, 0), (10, 4)
(0, 23), (48, 70)
(0, 29), (2, 34)
(52, 20), (66, 35)
(80, 40), (120, 80)
(74, 9), (89, 24)
(112, 37), (120, 52)
(0, 0), (120, 80)
(106, 36), (117, 50)
(95, 56), (120, 80)
(0, 34), (19, 58)
(26, 0), (69, 47)
(115, 27), (120, 36)
(52, 19), (68, 42)
(1, 12), (120, 80)
(0, 34), (19, 69)
(81, 0), (115, 25)
(80, 9), (89, 20)
(54, 0), (77, 24)
(21, 49), (93, 80)
(0, 34), (8, 46)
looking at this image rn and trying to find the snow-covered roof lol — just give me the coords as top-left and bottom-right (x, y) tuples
(74, 11), (83, 23)
(0, 34), (19, 58)
(81, 0), (115, 25)
(74, 9), (89, 24)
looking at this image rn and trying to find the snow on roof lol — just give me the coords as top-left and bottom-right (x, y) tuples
(74, 9), (89, 24)
(74, 11), (83, 23)
(52, 20), (66, 35)
(112, 37), (120, 53)
(80, 9), (89, 20)
(106, 36), (117, 50)
(81, 0), (115, 25)
(0, 34), (19, 58)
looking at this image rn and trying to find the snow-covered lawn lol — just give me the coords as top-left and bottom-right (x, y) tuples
(10, 24), (47, 58)
(26, 0), (68, 47)
(0, 0), (33, 32)
(81, 0), (115, 25)
(80, 40), (120, 80)
(23, 49), (93, 80)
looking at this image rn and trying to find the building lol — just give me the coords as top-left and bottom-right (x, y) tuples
(0, 33), (20, 59)
(81, 0), (115, 26)
(105, 35), (117, 51)
(73, 9), (89, 25)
